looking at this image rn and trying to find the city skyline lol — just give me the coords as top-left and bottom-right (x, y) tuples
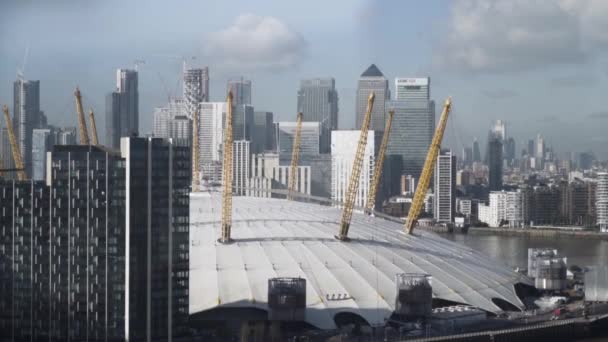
(2, 1), (608, 158)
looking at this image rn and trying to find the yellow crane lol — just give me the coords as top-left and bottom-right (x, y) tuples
(336, 92), (375, 241)
(74, 87), (90, 145)
(2, 105), (27, 181)
(366, 110), (394, 214)
(287, 112), (303, 200)
(220, 92), (234, 243)
(192, 110), (200, 192)
(405, 96), (452, 234)
(88, 109), (99, 145)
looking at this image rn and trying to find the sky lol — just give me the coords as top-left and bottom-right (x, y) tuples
(2, 0), (608, 158)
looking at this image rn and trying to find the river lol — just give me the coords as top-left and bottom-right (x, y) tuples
(439, 232), (608, 270)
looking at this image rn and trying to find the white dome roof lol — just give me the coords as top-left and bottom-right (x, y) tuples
(189, 193), (531, 329)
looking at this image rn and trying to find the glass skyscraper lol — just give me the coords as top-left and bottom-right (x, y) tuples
(297, 78), (338, 153)
(356, 65), (390, 132)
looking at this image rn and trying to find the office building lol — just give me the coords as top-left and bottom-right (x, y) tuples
(536, 133), (545, 160)
(154, 99), (191, 144)
(31, 128), (53, 181)
(54, 127), (77, 145)
(227, 79), (252, 106)
(249, 152), (311, 197)
(356, 64), (389, 131)
(462, 147), (473, 166)
(472, 138), (481, 162)
(491, 120), (506, 141)
(331, 130), (378, 209)
(488, 134), (503, 191)
(0, 180), (50, 340)
(434, 150), (456, 223)
(251, 111), (274, 153)
(598, 173), (608, 232)
(277, 121), (320, 161)
(400, 174), (416, 195)
(233, 140), (250, 196)
(527, 139), (535, 156)
(387, 99), (435, 181)
(527, 185), (561, 226)
(199, 102), (226, 183)
(106, 69), (139, 148)
(14, 79), (43, 176)
(183, 67), (209, 119)
(504, 137), (516, 163)
(297, 78), (339, 153)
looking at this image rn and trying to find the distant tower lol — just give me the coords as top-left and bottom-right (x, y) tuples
(356, 64), (389, 131)
(183, 67), (209, 119)
(14, 79), (42, 176)
(488, 133), (503, 191)
(434, 150), (456, 223)
(491, 120), (506, 141)
(297, 78), (338, 153)
(472, 138), (481, 162)
(536, 133), (545, 160)
(106, 69), (139, 148)
(227, 79), (253, 140)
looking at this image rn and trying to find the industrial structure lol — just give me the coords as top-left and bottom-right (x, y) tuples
(405, 96), (452, 234)
(74, 87), (90, 145)
(288, 112), (303, 200)
(2, 105), (26, 181)
(220, 92), (234, 243)
(88, 109), (99, 145)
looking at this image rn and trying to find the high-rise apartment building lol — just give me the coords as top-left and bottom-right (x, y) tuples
(331, 130), (378, 209)
(297, 78), (338, 153)
(14, 79), (44, 176)
(233, 140), (250, 196)
(598, 173), (608, 233)
(356, 65), (389, 131)
(249, 152), (311, 198)
(154, 99), (190, 144)
(488, 134), (503, 191)
(183, 67), (209, 119)
(277, 121), (320, 161)
(199, 102), (226, 183)
(106, 69), (139, 148)
(434, 150), (456, 223)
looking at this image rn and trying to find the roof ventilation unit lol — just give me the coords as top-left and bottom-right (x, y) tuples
(267, 277), (306, 321)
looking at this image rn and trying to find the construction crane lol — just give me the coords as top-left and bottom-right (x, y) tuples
(74, 87), (90, 145)
(405, 96), (452, 234)
(2, 105), (27, 181)
(192, 111), (200, 192)
(366, 110), (394, 214)
(88, 109), (99, 145)
(287, 112), (303, 200)
(336, 92), (375, 241)
(220, 92), (234, 243)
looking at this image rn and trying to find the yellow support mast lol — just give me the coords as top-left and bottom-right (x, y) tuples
(405, 97), (452, 234)
(192, 110), (200, 192)
(287, 112), (303, 200)
(2, 105), (27, 181)
(220, 92), (234, 243)
(366, 110), (394, 214)
(88, 109), (99, 145)
(74, 87), (90, 145)
(336, 92), (375, 241)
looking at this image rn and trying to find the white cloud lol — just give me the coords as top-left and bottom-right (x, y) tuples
(202, 14), (308, 72)
(434, 0), (608, 73)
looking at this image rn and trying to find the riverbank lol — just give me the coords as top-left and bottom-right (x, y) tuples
(466, 227), (608, 240)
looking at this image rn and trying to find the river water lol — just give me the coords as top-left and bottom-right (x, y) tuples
(439, 233), (608, 270)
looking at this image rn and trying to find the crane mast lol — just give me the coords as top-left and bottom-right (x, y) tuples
(405, 96), (452, 234)
(74, 87), (90, 145)
(366, 110), (394, 213)
(287, 112), (303, 200)
(220, 92), (234, 243)
(88, 109), (99, 145)
(336, 92), (375, 241)
(2, 105), (27, 181)
(192, 110), (200, 192)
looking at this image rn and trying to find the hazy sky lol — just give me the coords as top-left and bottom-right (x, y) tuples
(2, 0), (608, 157)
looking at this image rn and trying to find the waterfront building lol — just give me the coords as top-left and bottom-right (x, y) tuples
(527, 185), (561, 226)
(478, 190), (524, 227)
(331, 130), (378, 209)
(297, 78), (338, 153)
(434, 150), (456, 223)
(598, 173), (608, 232)
(106, 69), (139, 148)
(356, 64), (389, 131)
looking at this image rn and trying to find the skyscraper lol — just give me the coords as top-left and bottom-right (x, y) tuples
(491, 120), (506, 141)
(106, 69), (139, 148)
(233, 140), (250, 196)
(434, 150), (456, 223)
(199, 102), (226, 183)
(504, 137), (516, 163)
(597, 173), (608, 233)
(227, 79), (252, 106)
(472, 138), (481, 162)
(183, 67), (209, 119)
(1, 128), (15, 179)
(153, 99), (191, 145)
(356, 64), (389, 131)
(31, 128), (53, 181)
(14, 79), (43, 176)
(251, 111), (274, 153)
(488, 134), (503, 191)
(527, 139), (535, 156)
(297, 78), (338, 153)
(331, 130), (378, 209)
(277, 121), (320, 161)
(536, 133), (545, 160)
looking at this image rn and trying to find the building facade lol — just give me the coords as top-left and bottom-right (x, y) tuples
(233, 140), (250, 196)
(297, 78), (338, 153)
(14, 79), (43, 176)
(106, 69), (139, 148)
(31, 128), (53, 181)
(183, 67), (209, 119)
(598, 173), (608, 232)
(199, 102), (226, 184)
(277, 121), (320, 160)
(356, 64), (389, 132)
(434, 150), (456, 223)
(488, 134), (503, 191)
